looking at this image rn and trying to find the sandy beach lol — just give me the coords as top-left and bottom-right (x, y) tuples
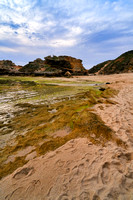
(0, 73), (133, 200)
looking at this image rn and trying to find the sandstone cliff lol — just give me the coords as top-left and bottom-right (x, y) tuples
(44, 55), (86, 75)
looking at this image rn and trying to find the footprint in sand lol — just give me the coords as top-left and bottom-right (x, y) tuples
(101, 162), (111, 184)
(13, 167), (34, 179)
(57, 193), (69, 200)
(117, 152), (133, 161)
(5, 187), (24, 200)
(78, 191), (90, 200)
(55, 159), (65, 167)
(25, 180), (41, 195)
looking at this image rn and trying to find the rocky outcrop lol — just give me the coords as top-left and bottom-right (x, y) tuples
(44, 55), (86, 75)
(88, 50), (133, 75)
(58, 56), (85, 73)
(0, 60), (21, 75)
(19, 58), (62, 76)
(0, 56), (86, 76)
(19, 58), (45, 74)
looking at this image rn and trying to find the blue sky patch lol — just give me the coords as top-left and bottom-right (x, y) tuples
(0, 0), (133, 68)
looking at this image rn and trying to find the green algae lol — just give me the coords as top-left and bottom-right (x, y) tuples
(0, 76), (124, 180)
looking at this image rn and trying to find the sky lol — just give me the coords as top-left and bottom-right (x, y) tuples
(0, 0), (133, 69)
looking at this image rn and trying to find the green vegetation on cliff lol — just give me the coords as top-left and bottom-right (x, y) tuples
(88, 60), (111, 74)
(88, 50), (133, 74)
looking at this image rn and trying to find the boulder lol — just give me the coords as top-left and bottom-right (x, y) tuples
(64, 71), (72, 77)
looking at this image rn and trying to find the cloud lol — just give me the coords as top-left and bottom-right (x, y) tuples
(0, 0), (133, 67)
(0, 46), (18, 52)
(49, 39), (77, 47)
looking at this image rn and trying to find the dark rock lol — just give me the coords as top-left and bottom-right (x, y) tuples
(99, 88), (106, 91)
(44, 55), (86, 75)
(106, 82), (111, 84)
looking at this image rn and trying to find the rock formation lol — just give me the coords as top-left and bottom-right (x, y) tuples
(0, 56), (86, 76)
(0, 60), (21, 75)
(19, 58), (45, 73)
(64, 71), (72, 77)
(44, 55), (86, 75)
(88, 50), (133, 74)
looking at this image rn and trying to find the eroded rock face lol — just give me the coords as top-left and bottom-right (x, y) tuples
(0, 55), (87, 76)
(44, 55), (86, 75)
(60, 56), (85, 73)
